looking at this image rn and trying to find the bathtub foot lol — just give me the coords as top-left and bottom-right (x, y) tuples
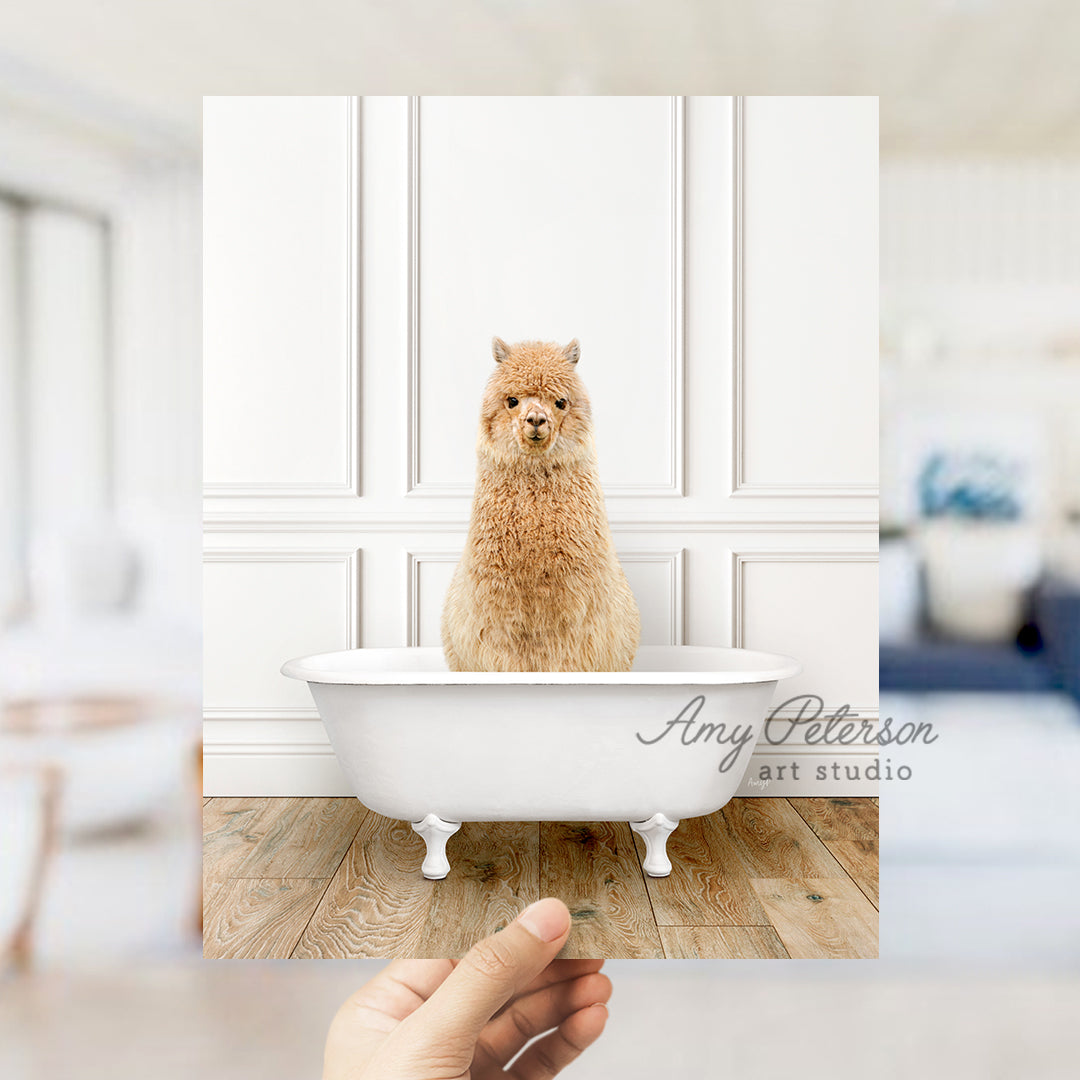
(411, 813), (461, 879)
(630, 813), (679, 877)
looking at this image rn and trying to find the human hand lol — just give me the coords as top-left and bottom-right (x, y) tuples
(323, 898), (610, 1079)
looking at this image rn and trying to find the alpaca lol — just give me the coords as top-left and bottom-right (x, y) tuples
(441, 337), (641, 672)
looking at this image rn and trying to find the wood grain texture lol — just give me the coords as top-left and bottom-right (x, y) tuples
(294, 818), (537, 959)
(233, 797), (366, 879)
(822, 839), (879, 909)
(203, 878), (329, 959)
(202, 879), (226, 915)
(292, 815), (438, 958)
(719, 798), (846, 879)
(203, 798), (879, 960)
(207, 797), (270, 813)
(540, 822), (663, 959)
(750, 877), (878, 959)
(203, 803), (267, 886)
(659, 925), (790, 959)
(632, 812), (770, 927)
(788, 797), (878, 841)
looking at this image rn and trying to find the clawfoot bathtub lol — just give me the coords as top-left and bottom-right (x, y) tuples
(281, 645), (800, 879)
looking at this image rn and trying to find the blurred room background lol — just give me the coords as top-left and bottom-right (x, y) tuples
(879, 156), (1080, 964)
(0, 47), (202, 972)
(2, 1), (1079, 1077)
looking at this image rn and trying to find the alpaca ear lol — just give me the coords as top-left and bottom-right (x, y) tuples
(492, 336), (511, 364)
(563, 338), (580, 365)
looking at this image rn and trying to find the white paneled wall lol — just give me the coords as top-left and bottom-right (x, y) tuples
(411, 96), (681, 497)
(203, 96), (357, 495)
(203, 549), (360, 719)
(737, 97), (879, 496)
(204, 96), (879, 797)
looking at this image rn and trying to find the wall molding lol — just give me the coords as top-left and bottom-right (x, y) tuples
(729, 96), (878, 502)
(203, 707), (324, 722)
(730, 486), (881, 496)
(204, 740), (335, 756)
(204, 511), (880, 533)
(203, 547), (361, 720)
(405, 95), (686, 499)
(618, 548), (686, 645)
(201, 727), (878, 760)
(203, 97), (361, 499)
(201, 740), (874, 798)
(730, 547), (879, 648)
(202, 741), (351, 797)
(202, 738), (880, 759)
(758, 707), (880, 721)
(730, 482), (881, 499)
(404, 548), (461, 647)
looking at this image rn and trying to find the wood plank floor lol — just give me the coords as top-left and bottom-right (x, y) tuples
(203, 797), (878, 960)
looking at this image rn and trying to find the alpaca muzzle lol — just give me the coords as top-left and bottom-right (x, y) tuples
(524, 409), (549, 443)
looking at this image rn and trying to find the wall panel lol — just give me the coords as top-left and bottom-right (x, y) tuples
(733, 550), (878, 714)
(409, 96), (683, 497)
(203, 96), (358, 494)
(735, 95), (878, 498)
(203, 549), (359, 718)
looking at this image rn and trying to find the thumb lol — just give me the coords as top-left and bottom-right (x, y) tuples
(402, 898), (572, 1054)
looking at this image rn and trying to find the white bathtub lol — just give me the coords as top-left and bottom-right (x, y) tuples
(281, 645), (800, 878)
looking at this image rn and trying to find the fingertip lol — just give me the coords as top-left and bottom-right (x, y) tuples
(585, 1002), (609, 1029)
(516, 897), (571, 943)
(566, 1001), (609, 1046)
(590, 971), (613, 1005)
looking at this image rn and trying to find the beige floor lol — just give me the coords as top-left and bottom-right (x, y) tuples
(6, 963), (1080, 1080)
(203, 796), (878, 959)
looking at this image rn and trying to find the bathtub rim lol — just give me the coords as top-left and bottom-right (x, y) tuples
(281, 644), (802, 686)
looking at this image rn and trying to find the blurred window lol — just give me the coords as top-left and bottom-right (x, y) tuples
(0, 195), (111, 624)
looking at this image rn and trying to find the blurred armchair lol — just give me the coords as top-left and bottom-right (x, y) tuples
(1036, 577), (1080, 702)
(0, 767), (60, 972)
(880, 576), (1080, 702)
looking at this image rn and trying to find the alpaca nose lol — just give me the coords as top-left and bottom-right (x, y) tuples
(527, 413), (547, 428)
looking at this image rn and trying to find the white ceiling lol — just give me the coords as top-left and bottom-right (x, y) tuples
(0, 0), (1079, 156)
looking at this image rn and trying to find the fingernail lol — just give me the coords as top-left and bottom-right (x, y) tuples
(517, 898), (570, 942)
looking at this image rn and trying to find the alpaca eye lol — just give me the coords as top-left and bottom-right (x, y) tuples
(555, 399), (567, 410)
(507, 397), (518, 408)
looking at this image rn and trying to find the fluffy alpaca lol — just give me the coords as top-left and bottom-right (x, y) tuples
(441, 337), (641, 672)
